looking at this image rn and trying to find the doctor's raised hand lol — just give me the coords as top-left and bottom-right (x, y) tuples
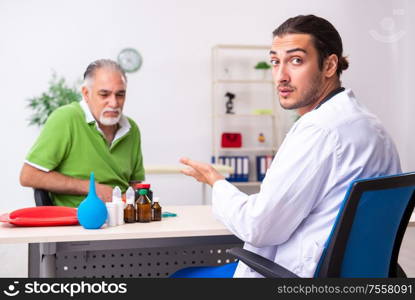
(180, 157), (224, 186)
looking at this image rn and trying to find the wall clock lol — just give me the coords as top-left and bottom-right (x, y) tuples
(117, 48), (142, 73)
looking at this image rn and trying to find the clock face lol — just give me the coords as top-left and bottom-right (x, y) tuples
(117, 48), (142, 73)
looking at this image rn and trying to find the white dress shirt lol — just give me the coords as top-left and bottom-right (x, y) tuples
(212, 89), (401, 277)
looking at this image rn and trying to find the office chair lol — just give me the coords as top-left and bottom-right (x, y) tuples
(34, 189), (54, 206)
(171, 173), (415, 278)
(229, 172), (415, 278)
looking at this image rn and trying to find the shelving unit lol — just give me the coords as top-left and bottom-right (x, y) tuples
(211, 44), (280, 191)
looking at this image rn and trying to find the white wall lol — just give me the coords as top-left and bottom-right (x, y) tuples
(0, 0), (413, 276)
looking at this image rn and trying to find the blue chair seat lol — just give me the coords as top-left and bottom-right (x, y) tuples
(170, 262), (238, 278)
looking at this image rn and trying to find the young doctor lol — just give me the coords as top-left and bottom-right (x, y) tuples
(180, 15), (401, 277)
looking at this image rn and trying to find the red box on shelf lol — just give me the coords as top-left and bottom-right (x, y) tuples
(221, 133), (242, 148)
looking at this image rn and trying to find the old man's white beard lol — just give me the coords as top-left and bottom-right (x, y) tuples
(99, 108), (122, 126)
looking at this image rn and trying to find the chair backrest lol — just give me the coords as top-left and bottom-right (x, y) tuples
(34, 189), (54, 206)
(316, 172), (415, 278)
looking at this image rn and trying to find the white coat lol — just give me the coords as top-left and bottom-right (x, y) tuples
(212, 89), (401, 277)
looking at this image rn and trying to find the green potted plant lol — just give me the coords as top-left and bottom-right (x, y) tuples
(27, 73), (81, 126)
(254, 61), (271, 80)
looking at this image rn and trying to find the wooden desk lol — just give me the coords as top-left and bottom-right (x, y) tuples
(0, 206), (242, 278)
(1, 206), (413, 277)
(0, 206), (232, 244)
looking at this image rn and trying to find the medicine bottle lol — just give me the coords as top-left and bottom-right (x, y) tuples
(113, 186), (124, 225)
(124, 187), (136, 223)
(151, 197), (162, 221)
(136, 189), (151, 223)
(133, 183), (153, 203)
(105, 202), (117, 227)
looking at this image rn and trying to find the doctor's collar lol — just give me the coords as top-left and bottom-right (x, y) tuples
(314, 87), (345, 110)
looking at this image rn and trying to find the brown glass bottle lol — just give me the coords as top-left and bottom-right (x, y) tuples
(124, 199), (136, 223)
(151, 197), (162, 221)
(133, 183), (153, 204)
(136, 189), (151, 223)
(124, 187), (136, 223)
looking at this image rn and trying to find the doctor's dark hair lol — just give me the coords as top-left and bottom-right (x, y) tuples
(273, 15), (349, 77)
(83, 59), (127, 87)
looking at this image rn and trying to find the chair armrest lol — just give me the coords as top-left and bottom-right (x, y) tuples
(34, 189), (54, 206)
(395, 263), (407, 278)
(228, 247), (299, 278)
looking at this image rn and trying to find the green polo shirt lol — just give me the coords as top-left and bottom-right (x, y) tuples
(26, 101), (145, 207)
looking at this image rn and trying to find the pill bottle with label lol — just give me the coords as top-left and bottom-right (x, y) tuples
(133, 183), (153, 203)
(151, 197), (162, 221)
(124, 187), (136, 223)
(136, 189), (151, 223)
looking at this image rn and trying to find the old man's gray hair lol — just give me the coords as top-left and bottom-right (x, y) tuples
(83, 59), (127, 88)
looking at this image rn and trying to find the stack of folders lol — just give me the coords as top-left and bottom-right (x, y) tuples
(217, 156), (249, 182)
(256, 155), (273, 182)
